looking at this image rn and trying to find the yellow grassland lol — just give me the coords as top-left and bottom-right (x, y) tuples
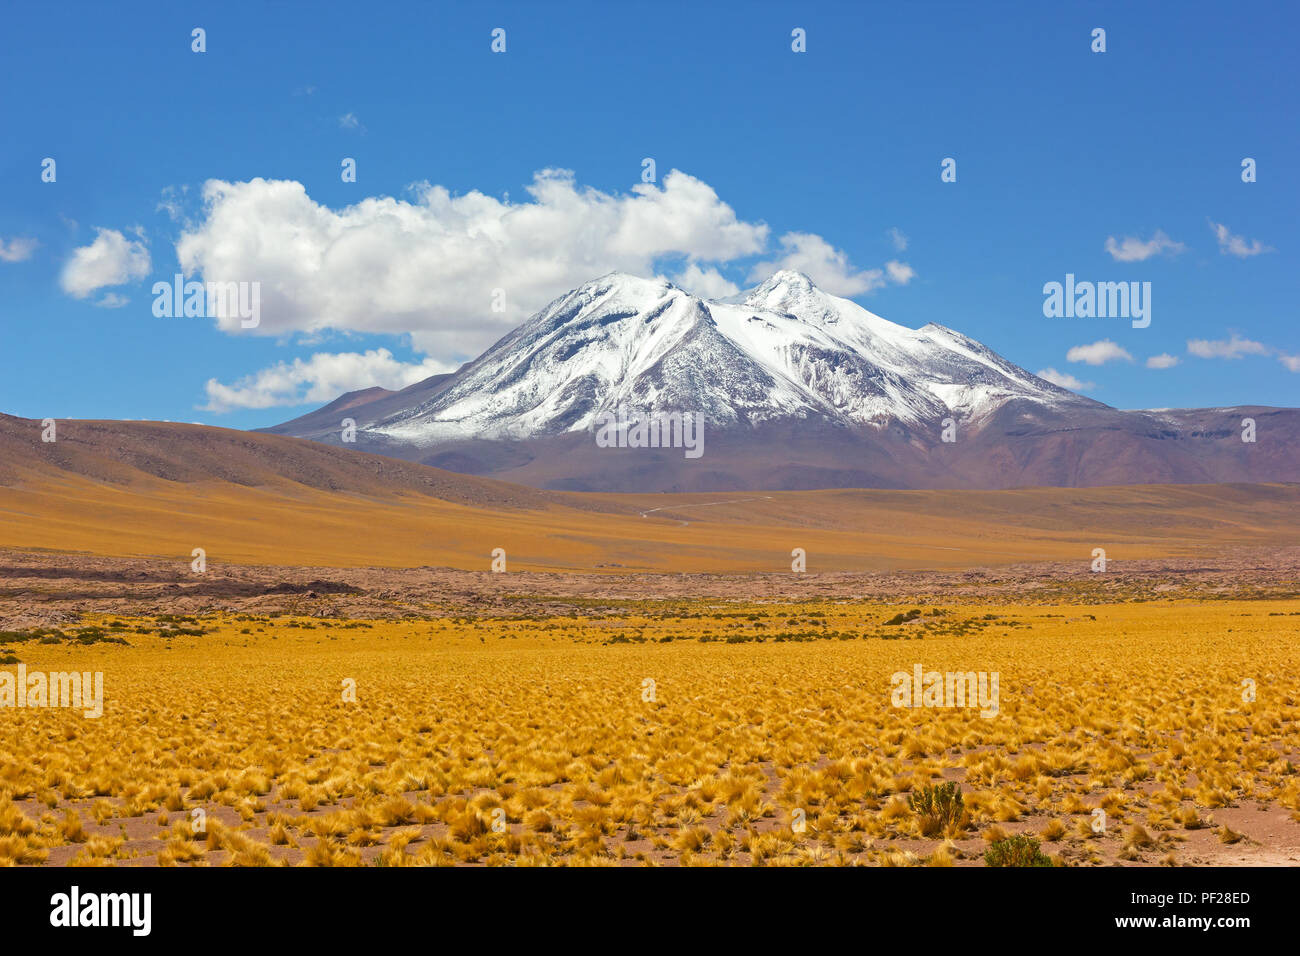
(1, 598), (1297, 866)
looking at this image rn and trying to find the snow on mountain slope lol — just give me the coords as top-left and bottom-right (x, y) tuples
(366, 270), (1099, 446)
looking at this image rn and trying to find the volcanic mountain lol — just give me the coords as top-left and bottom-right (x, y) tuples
(266, 271), (1300, 492)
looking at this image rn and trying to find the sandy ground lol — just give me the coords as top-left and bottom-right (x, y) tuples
(2, 545), (1297, 629)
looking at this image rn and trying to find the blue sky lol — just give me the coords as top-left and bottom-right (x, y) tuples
(1, 0), (1295, 429)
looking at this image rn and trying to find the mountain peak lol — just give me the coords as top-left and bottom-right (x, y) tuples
(585, 271), (674, 293)
(292, 268), (1104, 462)
(742, 270), (825, 316)
(265, 268), (1295, 493)
(751, 269), (817, 294)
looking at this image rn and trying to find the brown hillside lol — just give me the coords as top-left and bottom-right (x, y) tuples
(0, 414), (1297, 572)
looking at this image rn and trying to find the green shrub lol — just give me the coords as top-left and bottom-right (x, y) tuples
(984, 834), (1053, 867)
(883, 609), (922, 626)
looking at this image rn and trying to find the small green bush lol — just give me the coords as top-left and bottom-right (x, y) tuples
(883, 609), (922, 626)
(984, 834), (1053, 867)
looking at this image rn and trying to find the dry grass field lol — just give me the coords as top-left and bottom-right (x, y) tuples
(3, 594), (1298, 867)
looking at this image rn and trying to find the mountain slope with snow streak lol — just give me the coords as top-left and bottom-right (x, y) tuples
(364, 270), (1095, 445)
(264, 271), (1298, 492)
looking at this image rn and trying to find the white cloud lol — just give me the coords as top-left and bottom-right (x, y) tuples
(1036, 368), (1095, 392)
(1103, 230), (1185, 262)
(157, 185), (190, 223)
(1209, 221), (1273, 258)
(339, 112), (364, 132)
(1145, 353), (1180, 369)
(747, 232), (914, 297)
(0, 237), (38, 262)
(884, 260), (915, 285)
(95, 292), (130, 309)
(887, 227), (908, 251)
(176, 170), (778, 358)
(1066, 339), (1133, 365)
(668, 262), (739, 299)
(60, 227), (151, 298)
(1187, 334), (1300, 373)
(1187, 334), (1269, 359)
(202, 348), (454, 413)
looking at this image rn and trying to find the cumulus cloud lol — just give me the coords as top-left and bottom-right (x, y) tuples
(1103, 230), (1185, 262)
(60, 227), (150, 298)
(887, 227), (908, 251)
(1145, 353), (1180, 369)
(1066, 339), (1134, 365)
(202, 348), (455, 412)
(1036, 368), (1095, 392)
(0, 237), (38, 262)
(668, 262), (739, 299)
(1209, 221), (1272, 258)
(1187, 334), (1269, 359)
(747, 232), (914, 297)
(1276, 353), (1300, 373)
(175, 169), (781, 358)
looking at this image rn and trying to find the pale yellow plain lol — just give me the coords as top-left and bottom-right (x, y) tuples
(0, 467), (1295, 572)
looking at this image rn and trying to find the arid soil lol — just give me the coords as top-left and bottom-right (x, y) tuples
(3, 545), (1297, 630)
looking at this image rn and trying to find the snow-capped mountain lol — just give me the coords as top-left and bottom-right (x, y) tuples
(362, 271), (1097, 444)
(265, 272), (1299, 492)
